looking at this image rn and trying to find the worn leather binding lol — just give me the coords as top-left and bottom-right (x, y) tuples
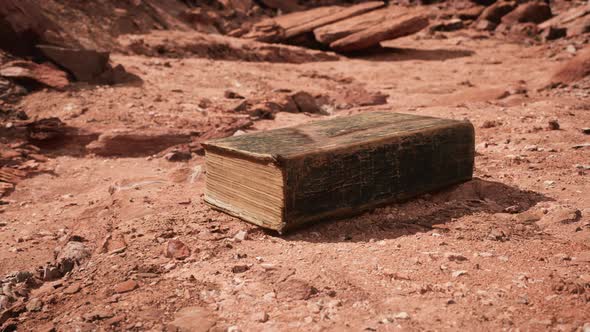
(203, 112), (475, 232)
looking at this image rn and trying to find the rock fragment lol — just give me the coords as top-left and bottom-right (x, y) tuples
(166, 239), (191, 260)
(252, 311), (269, 323)
(83, 310), (115, 322)
(452, 270), (468, 278)
(231, 265), (249, 273)
(541, 26), (566, 41)
(276, 279), (317, 300)
(551, 208), (582, 224)
(291, 91), (324, 114)
(164, 150), (192, 162)
(394, 312), (410, 320)
(168, 306), (216, 332)
(224, 90), (245, 99)
(233, 230), (248, 241)
(25, 298), (42, 312)
(475, 19), (497, 31)
(63, 283), (81, 295)
(445, 253), (468, 262)
(113, 280), (138, 294)
(57, 241), (90, 265)
(547, 119), (560, 130)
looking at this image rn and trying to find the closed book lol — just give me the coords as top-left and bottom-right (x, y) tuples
(203, 112), (474, 232)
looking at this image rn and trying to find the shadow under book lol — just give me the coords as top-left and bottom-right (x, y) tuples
(203, 111), (475, 232)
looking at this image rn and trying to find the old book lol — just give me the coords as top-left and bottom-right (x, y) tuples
(204, 112), (474, 232)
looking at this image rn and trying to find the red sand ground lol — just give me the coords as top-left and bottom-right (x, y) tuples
(1, 5), (590, 331)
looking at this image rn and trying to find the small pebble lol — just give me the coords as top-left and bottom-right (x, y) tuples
(547, 120), (560, 130)
(233, 230), (248, 241)
(394, 312), (410, 320)
(452, 270), (468, 278)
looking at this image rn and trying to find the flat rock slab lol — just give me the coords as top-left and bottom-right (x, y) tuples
(120, 31), (340, 63)
(245, 5), (342, 42)
(284, 1), (385, 39)
(538, 4), (590, 30)
(314, 7), (399, 45)
(86, 129), (193, 157)
(244, 3), (429, 52)
(330, 12), (429, 52)
(113, 280), (138, 293)
(272, 5), (342, 31)
(244, 2), (384, 43)
(0, 60), (69, 89)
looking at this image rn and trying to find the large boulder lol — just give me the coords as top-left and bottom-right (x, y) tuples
(0, 0), (76, 57)
(479, 1), (516, 24)
(37, 45), (110, 82)
(502, 2), (552, 24)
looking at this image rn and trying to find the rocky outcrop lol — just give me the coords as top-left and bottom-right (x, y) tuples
(244, 3), (429, 53)
(330, 12), (429, 52)
(119, 31), (340, 63)
(501, 2), (552, 24)
(0, 0), (78, 57)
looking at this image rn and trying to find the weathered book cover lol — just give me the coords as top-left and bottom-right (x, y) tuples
(203, 112), (475, 232)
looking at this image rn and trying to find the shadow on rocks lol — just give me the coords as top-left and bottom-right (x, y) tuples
(348, 46), (475, 62)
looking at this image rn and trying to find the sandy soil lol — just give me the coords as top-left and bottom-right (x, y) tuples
(1, 23), (589, 332)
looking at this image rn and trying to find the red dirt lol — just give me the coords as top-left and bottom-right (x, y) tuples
(0, 1), (589, 331)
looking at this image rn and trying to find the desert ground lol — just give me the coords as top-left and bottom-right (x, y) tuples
(1, 0), (589, 331)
